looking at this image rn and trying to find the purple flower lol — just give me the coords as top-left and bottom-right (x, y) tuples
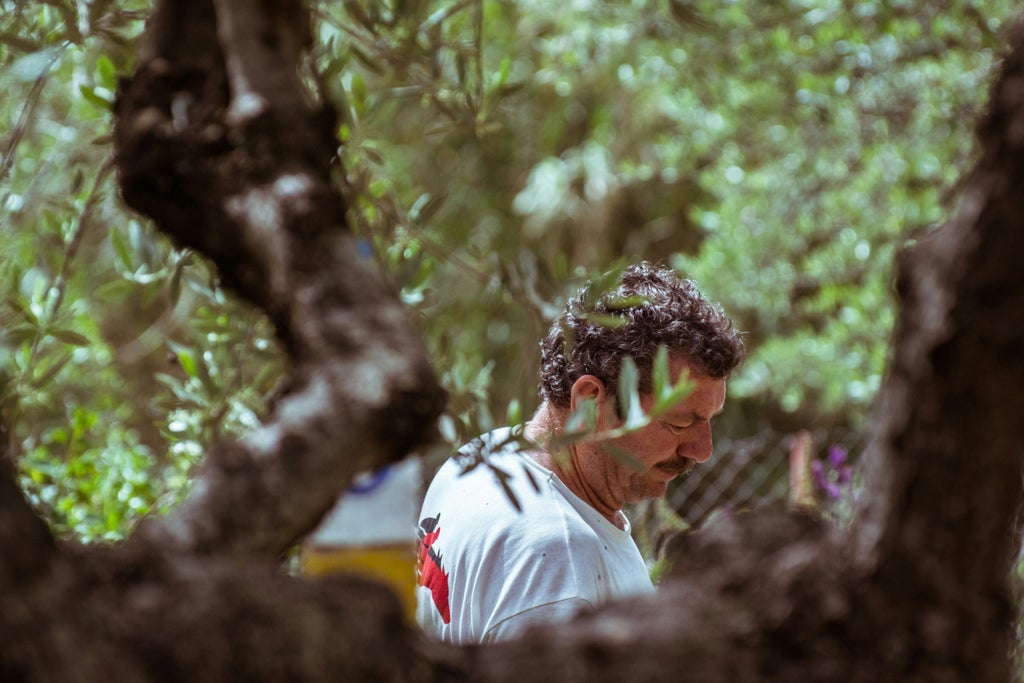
(828, 445), (847, 469)
(813, 445), (853, 502)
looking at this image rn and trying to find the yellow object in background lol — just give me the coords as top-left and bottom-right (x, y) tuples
(302, 458), (422, 622)
(301, 543), (418, 621)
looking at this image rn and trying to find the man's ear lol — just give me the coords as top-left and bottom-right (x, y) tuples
(570, 375), (610, 419)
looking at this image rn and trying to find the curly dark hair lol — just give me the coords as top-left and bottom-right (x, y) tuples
(538, 262), (745, 409)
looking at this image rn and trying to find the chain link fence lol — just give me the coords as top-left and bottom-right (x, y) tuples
(670, 432), (793, 525)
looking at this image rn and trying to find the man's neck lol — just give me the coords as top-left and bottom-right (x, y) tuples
(524, 403), (626, 530)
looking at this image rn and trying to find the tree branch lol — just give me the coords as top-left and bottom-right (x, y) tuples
(847, 20), (1024, 677)
(113, 0), (445, 557)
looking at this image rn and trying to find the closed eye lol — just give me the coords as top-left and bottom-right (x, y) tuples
(664, 421), (692, 435)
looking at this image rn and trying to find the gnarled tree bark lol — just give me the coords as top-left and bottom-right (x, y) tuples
(113, 0), (446, 559)
(0, 1), (1022, 680)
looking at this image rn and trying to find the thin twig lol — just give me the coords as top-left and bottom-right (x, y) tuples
(421, 0), (474, 32)
(0, 46), (66, 187)
(45, 155), (116, 321)
(473, 0), (483, 107)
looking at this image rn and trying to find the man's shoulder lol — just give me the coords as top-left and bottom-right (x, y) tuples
(426, 429), (545, 507)
(421, 434), (597, 546)
(423, 458), (551, 528)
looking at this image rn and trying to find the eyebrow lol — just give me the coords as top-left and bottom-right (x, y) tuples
(667, 407), (724, 423)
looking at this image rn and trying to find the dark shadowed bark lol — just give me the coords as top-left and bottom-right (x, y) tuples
(0, 1), (1022, 680)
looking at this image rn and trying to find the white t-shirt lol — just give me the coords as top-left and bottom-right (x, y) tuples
(415, 428), (654, 644)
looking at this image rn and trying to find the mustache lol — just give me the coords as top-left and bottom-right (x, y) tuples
(658, 458), (696, 477)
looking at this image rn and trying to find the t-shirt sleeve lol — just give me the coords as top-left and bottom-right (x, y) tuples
(481, 597), (593, 643)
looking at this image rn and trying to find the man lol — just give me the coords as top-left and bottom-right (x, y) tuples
(416, 262), (744, 644)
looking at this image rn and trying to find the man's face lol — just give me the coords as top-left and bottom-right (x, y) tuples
(584, 355), (726, 507)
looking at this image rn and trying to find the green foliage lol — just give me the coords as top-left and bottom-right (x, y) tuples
(19, 411), (168, 542)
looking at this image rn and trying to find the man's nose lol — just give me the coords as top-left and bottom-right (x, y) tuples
(681, 421), (713, 463)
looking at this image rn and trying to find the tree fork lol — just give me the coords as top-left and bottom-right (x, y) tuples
(113, 0), (445, 558)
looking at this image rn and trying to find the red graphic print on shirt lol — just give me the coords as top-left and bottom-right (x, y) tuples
(417, 514), (451, 624)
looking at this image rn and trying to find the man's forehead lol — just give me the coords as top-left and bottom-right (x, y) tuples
(662, 377), (727, 417)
